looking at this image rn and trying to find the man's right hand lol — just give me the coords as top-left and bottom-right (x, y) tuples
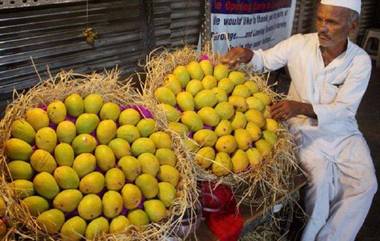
(221, 47), (254, 67)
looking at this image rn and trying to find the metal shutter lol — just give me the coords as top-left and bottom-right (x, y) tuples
(291, 0), (316, 34)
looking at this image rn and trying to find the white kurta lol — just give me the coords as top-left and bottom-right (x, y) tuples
(250, 33), (378, 241)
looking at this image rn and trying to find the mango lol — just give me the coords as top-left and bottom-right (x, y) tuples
(37, 209), (65, 233)
(200, 59), (213, 75)
(265, 118), (279, 132)
(118, 108), (141, 126)
(246, 122), (262, 141)
(255, 139), (272, 156)
(72, 134), (97, 154)
(246, 96), (265, 111)
(215, 120), (233, 136)
(158, 104), (181, 122)
(56, 121), (76, 143)
(202, 75), (217, 89)
(212, 87), (228, 103)
(158, 165), (179, 187)
(263, 130), (278, 146)
(33, 172), (59, 199)
(72, 153), (96, 177)
(79, 172), (105, 194)
(102, 191), (123, 219)
(75, 113), (99, 134)
(173, 65), (191, 87)
(231, 112), (247, 130)
(144, 199), (167, 222)
(128, 209), (149, 227)
(183, 138), (200, 152)
(54, 166), (80, 189)
(155, 87), (176, 106)
(214, 102), (234, 120)
(186, 61), (204, 80)
(131, 138), (156, 156)
(186, 79), (204, 96)
(168, 122), (189, 136)
(25, 108), (49, 131)
(118, 156), (141, 181)
(138, 153), (160, 176)
(136, 118), (156, 137)
(30, 149), (57, 173)
(95, 145), (116, 172)
(228, 71), (246, 85)
(117, 124), (141, 143)
(78, 194), (102, 220)
(96, 120), (117, 144)
(212, 152), (232, 176)
(263, 105), (271, 118)
(176, 91), (194, 111)
(193, 129), (217, 147)
(54, 143), (74, 166)
(181, 111), (203, 132)
(64, 94), (84, 117)
(99, 102), (120, 121)
(215, 135), (237, 154)
(136, 174), (158, 199)
(158, 182), (176, 207)
(53, 189), (83, 212)
(232, 84), (251, 98)
(121, 184), (142, 209)
(195, 147), (215, 169)
(245, 109), (265, 128)
(110, 216), (130, 233)
(198, 107), (220, 127)
(231, 149), (249, 173)
(253, 92), (271, 105)
(85, 217), (109, 239)
(155, 148), (177, 167)
(105, 168), (125, 191)
(84, 93), (103, 114)
(164, 74), (182, 94)
(47, 100), (67, 124)
(10, 180), (34, 198)
(244, 80), (259, 93)
(8, 160), (33, 180)
(21, 196), (49, 216)
(218, 78), (235, 94)
(150, 131), (172, 149)
(228, 95), (248, 112)
(246, 148), (263, 166)
(213, 64), (229, 80)
(60, 216), (87, 241)
(194, 90), (217, 110)
(35, 127), (57, 153)
(10, 119), (35, 144)
(108, 138), (130, 159)
(234, 128), (253, 150)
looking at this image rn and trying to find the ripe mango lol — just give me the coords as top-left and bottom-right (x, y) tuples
(136, 118), (156, 137)
(96, 120), (117, 144)
(47, 100), (67, 124)
(72, 134), (97, 154)
(186, 61), (204, 80)
(158, 104), (181, 122)
(228, 95), (248, 112)
(255, 139), (272, 156)
(10, 119), (35, 144)
(72, 153), (96, 177)
(244, 80), (259, 93)
(21, 196), (49, 216)
(118, 156), (141, 181)
(53, 189), (83, 212)
(60, 216), (87, 241)
(79, 172), (105, 194)
(212, 87), (228, 103)
(155, 148), (177, 167)
(99, 102), (120, 121)
(213, 64), (229, 80)
(246, 122), (262, 141)
(8, 160), (33, 180)
(128, 209), (149, 227)
(135, 174), (159, 199)
(35, 127), (57, 153)
(121, 184), (142, 209)
(234, 128), (253, 150)
(138, 153), (160, 176)
(212, 152), (232, 176)
(95, 145), (116, 172)
(102, 191), (123, 218)
(54, 143), (74, 166)
(158, 165), (180, 187)
(173, 65), (191, 87)
(75, 113), (99, 134)
(263, 105), (271, 118)
(198, 107), (220, 127)
(85, 217), (109, 239)
(176, 91), (195, 111)
(232, 84), (251, 98)
(218, 78), (235, 94)
(56, 121), (76, 143)
(110, 216), (130, 233)
(181, 111), (203, 132)
(186, 79), (204, 96)
(118, 108), (141, 126)
(202, 75), (217, 89)
(25, 108), (49, 131)
(150, 131), (172, 149)
(195, 147), (215, 169)
(193, 129), (217, 147)
(246, 148), (263, 166)
(105, 168), (125, 191)
(200, 59), (213, 75)
(155, 87), (176, 106)
(84, 93), (103, 114)
(215, 135), (237, 154)
(144, 199), (167, 222)
(253, 92), (271, 105)
(64, 94), (84, 117)
(108, 138), (130, 159)
(183, 138), (200, 152)
(131, 137), (156, 156)
(194, 90), (217, 110)
(78, 194), (102, 220)
(53, 166), (79, 189)
(263, 130), (278, 146)
(231, 149), (249, 173)
(214, 102), (234, 120)
(30, 149), (57, 173)
(37, 209), (65, 233)
(10, 179), (34, 198)
(246, 96), (265, 111)
(231, 112), (247, 130)
(265, 118), (279, 132)
(215, 119), (233, 136)
(33, 172), (59, 199)
(158, 182), (176, 207)
(168, 122), (189, 136)
(228, 71), (246, 85)
(117, 124), (140, 143)
(245, 109), (265, 128)
(164, 74), (182, 94)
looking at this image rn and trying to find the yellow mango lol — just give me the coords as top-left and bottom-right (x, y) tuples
(37, 209), (65, 233)
(64, 94), (84, 117)
(35, 127), (57, 153)
(10, 119), (36, 144)
(26, 108), (49, 131)
(84, 93), (103, 114)
(99, 102), (120, 121)
(47, 100), (67, 124)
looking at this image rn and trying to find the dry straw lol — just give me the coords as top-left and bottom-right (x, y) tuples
(142, 45), (303, 214)
(0, 69), (198, 241)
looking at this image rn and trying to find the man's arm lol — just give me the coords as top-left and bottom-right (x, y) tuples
(270, 100), (317, 121)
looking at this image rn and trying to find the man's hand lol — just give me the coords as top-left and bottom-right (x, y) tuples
(270, 100), (317, 120)
(221, 47), (254, 67)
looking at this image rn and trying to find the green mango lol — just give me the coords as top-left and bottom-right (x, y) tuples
(158, 104), (181, 122)
(56, 121), (76, 144)
(33, 172), (59, 199)
(154, 87), (176, 106)
(158, 182), (177, 207)
(193, 129), (217, 147)
(35, 127), (57, 153)
(102, 191), (123, 218)
(158, 165), (180, 187)
(108, 138), (130, 159)
(53, 189), (83, 212)
(173, 65), (191, 87)
(255, 139), (272, 156)
(131, 138), (156, 156)
(214, 102), (234, 120)
(79, 172), (105, 194)
(64, 94), (84, 117)
(95, 145), (116, 172)
(85, 217), (109, 240)
(118, 156), (141, 181)
(99, 102), (120, 121)
(30, 149), (57, 173)
(10, 180), (34, 198)
(47, 100), (67, 124)
(136, 118), (156, 137)
(118, 108), (141, 126)
(186, 79), (204, 96)
(197, 107), (220, 127)
(144, 199), (167, 223)
(10, 119), (36, 144)
(138, 153), (160, 176)
(231, 112), (247, 130)
(8, 160), (33, 180)
(54, 143), (74, 166)
(168, 122), (189, 136)
(21, 196), (49, 216)
(135, 174), (159, 199)
(218, 78), (235, 94)
(117, 124), (140, 143)
(72, 134), (97, 154)
(127, 209), (149, 227)
(155, 148), (177, 167)
(176, 91), (195, 111)
(212, 87), (228, 103)
(194, 90), (217, 110)
(60, 216), (87, 241)
(96, 120), (117, 144)
(78, 194), (102, 220)
(84, 93), (103, 114)
(180, 111), (203, 132)
(53, 166), (79, 189)
(37, 209), (65, 233)
(75, 113), (100, 134)
(72, 153), (96, 178)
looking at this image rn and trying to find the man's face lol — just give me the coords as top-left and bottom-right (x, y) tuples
(316, 4), (352, 48)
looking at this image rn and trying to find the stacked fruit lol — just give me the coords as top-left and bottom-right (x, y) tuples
(4, 93), (180, 240)
(0, 196), (6, 239)
(154, 59), (279, 176)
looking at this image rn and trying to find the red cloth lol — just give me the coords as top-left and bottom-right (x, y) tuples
(201, 182), (244, 241)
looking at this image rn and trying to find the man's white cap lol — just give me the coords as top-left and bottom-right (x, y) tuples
(320, 0), (361, 14)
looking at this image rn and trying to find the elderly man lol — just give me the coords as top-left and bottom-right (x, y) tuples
(222, 0), (377, 240)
